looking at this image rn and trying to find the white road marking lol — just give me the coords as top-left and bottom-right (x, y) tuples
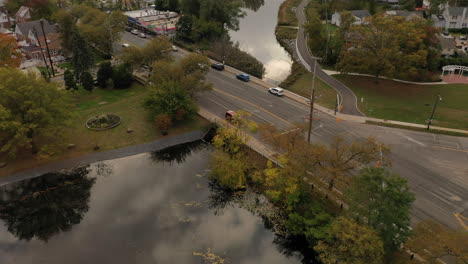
(399, 133), (426, 147)
(209, 74), (244, 90)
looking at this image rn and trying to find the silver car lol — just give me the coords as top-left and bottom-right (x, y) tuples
(268, 87), (284, 96)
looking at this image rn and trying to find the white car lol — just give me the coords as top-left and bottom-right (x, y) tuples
(139, 33), (146, 38)
(268, 87), (284, 96)
(172, 45), (178, 52)
(122, 43), (130, 48)
(131, 29), (138, 35)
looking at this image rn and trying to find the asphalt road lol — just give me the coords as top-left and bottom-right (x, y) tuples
(295, 0), (364, 117)
(120, 32), (468, 231)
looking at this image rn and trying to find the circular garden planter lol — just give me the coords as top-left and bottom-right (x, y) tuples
(86, 114), (121, 131)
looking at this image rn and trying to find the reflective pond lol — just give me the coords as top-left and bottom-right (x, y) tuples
(0, 142), (305, 264)
(230, 0), (293, 84)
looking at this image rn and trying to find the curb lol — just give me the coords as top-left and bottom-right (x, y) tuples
(207, 58), (468, 136)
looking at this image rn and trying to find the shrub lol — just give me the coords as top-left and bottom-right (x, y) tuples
(112, 63), (132, 89)
(81, 71), (94, 92)
(155, 113), (172, 135)
(97, 61), (113, 88)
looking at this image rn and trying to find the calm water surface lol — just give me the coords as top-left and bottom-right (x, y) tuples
(230, 0), (293, 84)
(0, 143), (302, 264)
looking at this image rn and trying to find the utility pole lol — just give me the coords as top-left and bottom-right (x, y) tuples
(427, 94), (442, 130)
(307, 58), (319, 143)
(334, 93), (339, 115)
(40, 19), (55, 76)
(33, 28), (50, 79)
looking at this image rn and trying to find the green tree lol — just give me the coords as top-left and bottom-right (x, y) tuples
(119, 38), (172, 70)
(167, 0), (179, 12)
(151, 53), (212, 97)
(406, 220), (468, 263)
(337, 15), (438, 80)
(345, 167), (415, 255)
(81, 71), (94, 92)
(64, 69), (77, 91)
(315, 217), (384, 264)
(112, 63), (133, 89)
(305, 9), (327, 58)
(154, 0), (166, 10)
(144, 80), (198, 120)
(71, 29), (94, 83)
(53, 9), (75, 54)
(96, 61), (113, 88)
(0, 68), (72, 156)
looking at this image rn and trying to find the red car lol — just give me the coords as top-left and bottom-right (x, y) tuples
(225, 110), (236, 121)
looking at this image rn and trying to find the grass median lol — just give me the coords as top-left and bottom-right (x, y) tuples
(335, 75), (468, 130)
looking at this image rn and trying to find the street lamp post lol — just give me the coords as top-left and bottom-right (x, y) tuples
(427, 94), (442, 130)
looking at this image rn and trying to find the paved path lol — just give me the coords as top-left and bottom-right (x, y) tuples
(0, 130), (206, 186)
(295, 0), (364, 116)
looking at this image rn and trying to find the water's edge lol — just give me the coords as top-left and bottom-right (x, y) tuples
(0, 129), (211, 186)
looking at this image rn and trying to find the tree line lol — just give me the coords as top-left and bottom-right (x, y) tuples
(208, 120), (468, 263)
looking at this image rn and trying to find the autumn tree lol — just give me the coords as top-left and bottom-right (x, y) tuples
(315, 217), (384, 264)
(337, 15), (439, 80)
(406, 220), (468, 263)
(345, 167), (415, 256)
(0, 34), (23, 68)
(0, 68), (72, 156)
(151, 53), (211, 97)
(155, 113), (172, 135)
(210, 111), (258, 189)
(120, 38), (172, 70)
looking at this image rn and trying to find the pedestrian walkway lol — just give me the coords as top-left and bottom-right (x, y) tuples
(294, 0), (364, 117)
(322, 69), (448, 85)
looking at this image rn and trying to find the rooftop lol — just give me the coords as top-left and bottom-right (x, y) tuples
(16, 19), (57, 36)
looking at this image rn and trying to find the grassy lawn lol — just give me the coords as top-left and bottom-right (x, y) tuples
(286, 71), (338, 109)
(335, 75), (468, 130)
(57, 62), (73, 70)
(0, 82), (211, 177)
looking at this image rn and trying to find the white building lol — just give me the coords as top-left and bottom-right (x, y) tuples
(331, 10), (372, 27)
(442, 7), (468, 28)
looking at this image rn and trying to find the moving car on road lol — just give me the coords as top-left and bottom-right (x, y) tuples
(268, 87), (284, 96)
(225, 111), (236, 121)
(139, 33), (146, 38)
(122, 43), (130, 48)
(172, 45), (178, 52)
(211, 63), (224, 71)
(236, 73), (250, 82)
(131, 29), (138, 35)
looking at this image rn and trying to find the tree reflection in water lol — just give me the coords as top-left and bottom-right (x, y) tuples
(242, 0), (265, 12)
(207, 180), (320, 264)
(150, 140), (207, 164)
(0, 166), (96, 242)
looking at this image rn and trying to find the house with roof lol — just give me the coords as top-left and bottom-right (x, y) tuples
(331, 10), (372, 27)
(385, 10), (424, 20)
(441, 6), (468, 28)
(15, 6), (31, 23)
(15, 19), (62, 60)
(0, 10), (13, 28)
(437, 34), (457, 56)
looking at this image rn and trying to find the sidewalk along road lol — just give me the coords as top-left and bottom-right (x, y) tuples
(295, 0), (364, 117)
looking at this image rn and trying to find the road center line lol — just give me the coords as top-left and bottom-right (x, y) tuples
(431, 145), (468, 153)
(213, 88), (295, 127)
